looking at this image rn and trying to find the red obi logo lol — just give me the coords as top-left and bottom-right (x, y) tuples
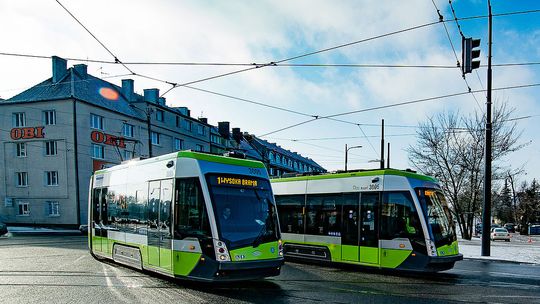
(10, 127), (45, 140)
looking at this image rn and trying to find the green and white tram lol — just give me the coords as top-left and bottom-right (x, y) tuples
(89, 151), (283, 281)
(271, 169), (462, 272)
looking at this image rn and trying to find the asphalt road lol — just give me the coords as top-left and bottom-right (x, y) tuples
(1, 234), (539, 304)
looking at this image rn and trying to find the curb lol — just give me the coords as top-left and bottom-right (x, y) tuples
(463, 257), (539, 265)
(9, 230), (82, 236)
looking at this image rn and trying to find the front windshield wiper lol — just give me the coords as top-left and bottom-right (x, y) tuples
(252, 222), (266, 248)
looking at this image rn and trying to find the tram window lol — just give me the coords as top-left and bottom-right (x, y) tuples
(174, 178), (211, 239)
(380, 192), (423, 240)
(305, 194), (344, 236)
(92, 188), (107, 227)
(274, 195), (305, 234)
(160, 179), (173, 236)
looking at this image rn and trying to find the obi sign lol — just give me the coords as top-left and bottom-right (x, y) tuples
(10, 127), (45, 140)
(91, 130), (126, 148)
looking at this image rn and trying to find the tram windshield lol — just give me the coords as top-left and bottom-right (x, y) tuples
(206, 174), (280, 249)
(416, 189), (457, 247)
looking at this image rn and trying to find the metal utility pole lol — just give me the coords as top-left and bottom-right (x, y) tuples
(146, 108), (153, 158)
(345, 144), (362, 171)
(380, 119), (385, 169)
(387, 142), (390, 168)
(481, 0), (493, 256)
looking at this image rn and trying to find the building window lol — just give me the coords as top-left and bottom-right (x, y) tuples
(197, 125), (206, 136)
(211, 134), (221, 144)
(151, 132), (160, 145)
(45, 171), (59, 186)
(123, 150), (134, 160)
(12, 112), (26, 127)
(90, 114), (104, 130)
(16, 143), (27, 157)
(196, 144), (204, 152)
(47, 201), (60, 216)
(92, 144), (104, 159)
(183, 120), (193, 131)
(156, 110), (164, 122)
(122, 123), (134, 137)
(174, 138), (183, 151)
(43, 110), (56, 125)
(16, 172), (28, 187)
(17, 201), (30, 216)
(4, 198), (13, 207)
(45, 141), (58, 156)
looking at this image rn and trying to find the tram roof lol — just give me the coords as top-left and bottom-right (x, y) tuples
(271, 169), (437, 183)
(94, 151), (265, 174)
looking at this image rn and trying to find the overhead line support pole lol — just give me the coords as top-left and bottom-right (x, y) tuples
(481, 0), (493, 256)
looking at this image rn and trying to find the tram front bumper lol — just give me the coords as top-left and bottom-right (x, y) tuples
(215, 257), (285, 281)
(425, 253), (463, 271)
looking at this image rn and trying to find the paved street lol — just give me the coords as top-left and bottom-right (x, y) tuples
(1, 234), (539, 304)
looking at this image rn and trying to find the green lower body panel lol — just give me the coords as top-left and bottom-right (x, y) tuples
(173, 252), (203, 276)
(341, 245), (359, 261)
(437, 240), (460, 257)
(229, 241), (280, 261)
(284, 240), (410, 269)
(380, 248), (412, 268)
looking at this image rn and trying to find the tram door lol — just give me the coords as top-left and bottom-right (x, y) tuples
(91, 188), (108, 253)
(147, 180), (173, 271)
(341, 192), (379, 265)
(359, 193), (379, 265)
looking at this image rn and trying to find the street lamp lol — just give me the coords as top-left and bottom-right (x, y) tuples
(345, 144), (362, 171)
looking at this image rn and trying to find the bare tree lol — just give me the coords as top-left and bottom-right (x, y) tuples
(407, 102), (524, 239)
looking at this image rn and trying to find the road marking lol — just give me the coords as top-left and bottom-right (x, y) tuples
(72, 255), (86, 264)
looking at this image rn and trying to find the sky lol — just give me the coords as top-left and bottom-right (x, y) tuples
(1, 0), (539, 186)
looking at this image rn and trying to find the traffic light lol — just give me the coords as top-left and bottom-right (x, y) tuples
(462, 37), (481, 74)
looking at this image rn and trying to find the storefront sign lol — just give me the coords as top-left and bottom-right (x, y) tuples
(10, 126), (45, 140)
(91, 130), (126, 148)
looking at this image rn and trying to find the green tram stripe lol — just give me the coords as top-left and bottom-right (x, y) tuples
(271, 169), (437, 183)
(177, 151), (265, 168)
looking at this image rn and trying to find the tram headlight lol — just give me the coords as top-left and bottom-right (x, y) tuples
(426, 239), (438, 257)
(278, 239), (283, 256)
(213, 239), (230, 262)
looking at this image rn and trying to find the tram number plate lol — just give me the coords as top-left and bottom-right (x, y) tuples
(368, 183), (380, 190)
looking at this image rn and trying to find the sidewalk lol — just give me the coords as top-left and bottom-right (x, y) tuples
(4, 226), (81, 235)
(458, 234), (540, 264)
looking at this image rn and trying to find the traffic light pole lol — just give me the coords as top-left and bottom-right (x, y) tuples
(481, 0), (493, 257)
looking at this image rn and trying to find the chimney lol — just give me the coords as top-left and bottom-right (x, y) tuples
(199, 117), (208, 124)
(73, 64), (87, 79)
(158, 97), (166, 106)
(121, 79), (135, 102)
(52, 56), (67, 83)
(218, 122), (230, 139)
(143, 88), (159, 103)
(232, 128), (242, 143)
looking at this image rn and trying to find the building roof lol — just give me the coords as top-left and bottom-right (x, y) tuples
(251, 136), (325, 171)
(4, 67), (145, 120)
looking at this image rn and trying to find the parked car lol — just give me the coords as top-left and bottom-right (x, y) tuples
(490, 227), (511, 242)
(503, 223), (516, 233)
(0, 222), (7, 236)
(79, 224), (89, 235)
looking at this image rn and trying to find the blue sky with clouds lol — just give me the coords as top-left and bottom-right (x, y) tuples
(1, 0), (539, 185)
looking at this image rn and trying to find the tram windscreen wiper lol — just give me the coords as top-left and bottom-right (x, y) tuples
(252, 221), (266, 248)
(252, 189), (269, 247)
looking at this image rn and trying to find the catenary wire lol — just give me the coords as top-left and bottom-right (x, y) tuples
(258, 82), (540, 137)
